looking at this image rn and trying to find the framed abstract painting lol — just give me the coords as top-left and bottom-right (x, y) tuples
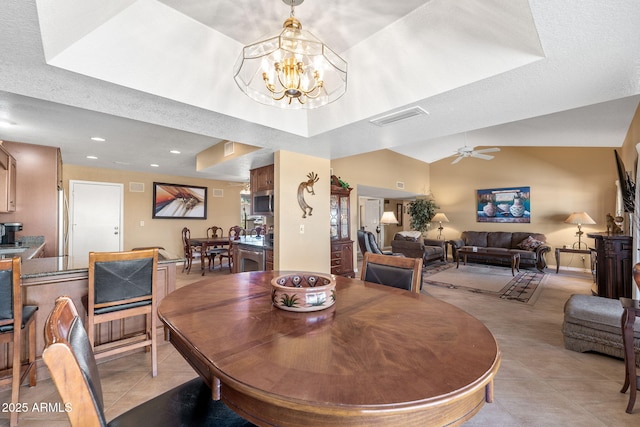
(153, 182), (207, 219)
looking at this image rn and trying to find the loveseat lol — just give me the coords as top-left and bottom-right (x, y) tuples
(391, 232), (445, 265)
(449, 231), (550, 271)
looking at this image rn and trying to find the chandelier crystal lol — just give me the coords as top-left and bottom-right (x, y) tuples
(233, 0), (347, 109)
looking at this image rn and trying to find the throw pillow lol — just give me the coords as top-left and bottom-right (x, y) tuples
(517, 236), (544, 251)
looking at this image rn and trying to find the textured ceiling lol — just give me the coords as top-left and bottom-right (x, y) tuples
(0, 0), (639, 186)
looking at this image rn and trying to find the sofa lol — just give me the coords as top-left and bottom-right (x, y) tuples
(391, 232), (445, 265)
(449, 231), (551, 271)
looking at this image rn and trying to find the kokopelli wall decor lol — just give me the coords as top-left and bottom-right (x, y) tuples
(298, 172), (319, 218)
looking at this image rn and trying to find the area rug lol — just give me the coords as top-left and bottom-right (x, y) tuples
(422, 262), (547, 304)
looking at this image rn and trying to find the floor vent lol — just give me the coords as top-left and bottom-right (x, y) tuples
(370, 107), (429, 127)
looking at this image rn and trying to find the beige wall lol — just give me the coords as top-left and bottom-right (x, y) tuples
(275, 150), (331, 273)
(430, 146), (616, 269)
(332, 150), (431, 261)
(63, 165), (242, 258)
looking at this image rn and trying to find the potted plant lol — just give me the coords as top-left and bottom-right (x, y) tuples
(407, 198), (439, 234)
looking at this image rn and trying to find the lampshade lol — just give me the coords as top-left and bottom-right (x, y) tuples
(233, 0), (347, 109)
(564, 212), (596, 225)
(432, 213), (449, 223)
(379, 211), (399, 225)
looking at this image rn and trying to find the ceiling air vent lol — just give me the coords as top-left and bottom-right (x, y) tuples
(212, 188), (224, 197)
(370, 106), (429, 127)
(224, 141), (234, 157)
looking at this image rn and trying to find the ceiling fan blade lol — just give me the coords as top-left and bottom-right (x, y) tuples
(474, 147), (500, 154)
(451, 156), (463, 164)
(472, 153), (495, 160)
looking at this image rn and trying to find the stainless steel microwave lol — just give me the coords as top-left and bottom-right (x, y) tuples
(252, 190), (274, 216)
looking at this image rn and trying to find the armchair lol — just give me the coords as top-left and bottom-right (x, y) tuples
(357, 230), (403, 256)
(391, 233), (445, 265)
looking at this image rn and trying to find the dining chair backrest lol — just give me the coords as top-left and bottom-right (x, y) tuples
(249, 226), (263, 237)
(44, 296), (255, 427)
(229, 225), (246, 241)
(0, 257), (38, 427)
(360, 252), (423, 293)
(207, 226), (223, 238)
(43, 296), (107, 426)
(87, 248), (158, 376)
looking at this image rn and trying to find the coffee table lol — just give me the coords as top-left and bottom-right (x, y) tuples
(457, 248), (520, 276)
(158, 271), (501, 426)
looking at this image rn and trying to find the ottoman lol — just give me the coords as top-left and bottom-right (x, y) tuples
(563, 294), (640, 367)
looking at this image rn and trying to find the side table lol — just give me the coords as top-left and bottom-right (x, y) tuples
(555, 247), (591, 274)
(620, 297), (640, 414)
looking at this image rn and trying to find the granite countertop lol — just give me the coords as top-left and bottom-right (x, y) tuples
(235, 236), (273, 250)
(21, 249), (181, 279)
(0, 242), (45, 261)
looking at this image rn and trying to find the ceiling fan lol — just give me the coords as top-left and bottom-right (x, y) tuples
(451, 146), (500, 164)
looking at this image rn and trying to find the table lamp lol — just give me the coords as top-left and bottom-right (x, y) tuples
(432, 213), (449, 239)
(564, 212), (595, 249)
(378, 211), (399, 244)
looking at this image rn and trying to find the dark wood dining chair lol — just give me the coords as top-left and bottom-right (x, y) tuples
(0, 257), (37, 427)
(219, 226), (245, 272)
(43, 296), (255, 427)
(360, 252), (423, 293)
(86, 248), (158, 377)
(182, 226), (205, 274)
(206, 226), (227, 270)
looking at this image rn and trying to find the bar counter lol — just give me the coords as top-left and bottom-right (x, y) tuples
(10, 253), (180, 382)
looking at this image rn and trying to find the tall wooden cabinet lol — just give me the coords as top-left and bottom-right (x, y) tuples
(330, 176), (354, 277)
(588, 233), (633, 299)
(0, 143), (16, 212)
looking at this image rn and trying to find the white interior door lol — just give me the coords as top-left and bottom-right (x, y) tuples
(69, 180), (123, 267)
(362, 199), (383, 248)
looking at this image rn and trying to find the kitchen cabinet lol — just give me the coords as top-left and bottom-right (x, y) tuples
(265, 249), (274, 271)
(0, 144), (16, 212)
(330, 176), (354, 277)
(250, 164), (274, 193)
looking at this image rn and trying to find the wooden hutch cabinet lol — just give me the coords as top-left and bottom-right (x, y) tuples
(330, 176), (354, 277)
(588, 232), (633, 299)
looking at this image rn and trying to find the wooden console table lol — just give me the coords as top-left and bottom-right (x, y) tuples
(620, 297), (640, 414)
(555, 247), (591, 274)
(159, 271), (501, 426)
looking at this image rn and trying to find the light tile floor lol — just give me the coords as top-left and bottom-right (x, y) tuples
(2, 264), (639, 426)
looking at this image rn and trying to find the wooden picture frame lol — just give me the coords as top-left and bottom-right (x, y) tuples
(152, 182), (207, 219)
(396, 203), (403, 226)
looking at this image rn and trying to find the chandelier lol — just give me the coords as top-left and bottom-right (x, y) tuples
(233, 0), (347, 109)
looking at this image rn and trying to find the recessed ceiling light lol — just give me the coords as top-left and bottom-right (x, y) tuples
(91, 137), (106, 142)
(150, 164), (159, 167)
(170, 150), (181, 154)
(87, 155), (98, 160)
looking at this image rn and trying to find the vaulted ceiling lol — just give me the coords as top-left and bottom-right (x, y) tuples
(0, 0), (639, 183)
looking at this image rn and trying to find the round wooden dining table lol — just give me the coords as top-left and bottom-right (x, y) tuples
(158, 271), (501, 427)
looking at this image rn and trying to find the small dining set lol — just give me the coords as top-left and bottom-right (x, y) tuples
(181, 225), (268, 275)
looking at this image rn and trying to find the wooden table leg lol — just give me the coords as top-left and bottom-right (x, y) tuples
(621, 306), (637, 413)
(201, 242), (208, 276)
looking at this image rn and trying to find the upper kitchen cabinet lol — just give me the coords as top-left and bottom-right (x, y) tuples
(0, 143), (17, 212)
(250, 164), (274, 193)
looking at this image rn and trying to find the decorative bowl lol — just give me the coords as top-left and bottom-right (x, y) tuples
(271, 273), (336, 312)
